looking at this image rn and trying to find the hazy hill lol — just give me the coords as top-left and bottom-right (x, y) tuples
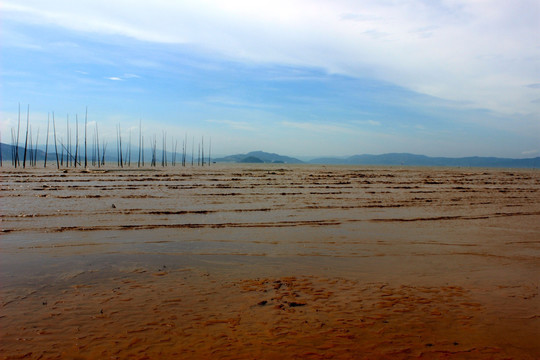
(1, 143), (47, 161)
(215, 151), (304, 164)
(308, 153), (540, 168)
(2, 143), (538, 168)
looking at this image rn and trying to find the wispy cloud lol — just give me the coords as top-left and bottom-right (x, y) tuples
(351, 120), (381, 127)
(205, 97), (278, 110)
(206, 119), (255, 131)
(281, 121), (353, 134)
(2, 0), (538, 117)
(521, 149), (539, 156)
(105, 74), (139, 81)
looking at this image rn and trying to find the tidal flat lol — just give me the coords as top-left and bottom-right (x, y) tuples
(1, 165), (539, 359)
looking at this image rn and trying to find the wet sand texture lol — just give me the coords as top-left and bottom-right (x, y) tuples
(1, 165), (539, 359)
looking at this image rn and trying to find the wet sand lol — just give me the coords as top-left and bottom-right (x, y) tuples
(1, 165), (539, 359)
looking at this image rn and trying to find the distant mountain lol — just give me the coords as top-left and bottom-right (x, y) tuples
(238, 155), (264, 163)
(1, 142), (47, 161)
(308, 153), (540, 168)
(2, 142), (538, 168)
(215, 151), (304, 164)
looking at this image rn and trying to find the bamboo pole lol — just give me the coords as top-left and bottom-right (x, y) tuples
(128, 130), (132, 167)
(101, 141), (107, 167)
(118, 124), (123, 168)
(58, 140), (81, 167)
(74, 115), (79, 168)
(44, 114), (50, 168)
(11, 128), (16, 166)
(96, 123), (100, 168)
(151, 135), (157, 167)
(23, 105), (30, 169)
(84, 107), (88, 168)
(28, 126), (33, 167)
(162, 131), (166, 167)
(92, 128), (96, 166)
(66, 115), (70, 167)
(34, 127), (39, 167)
(53, 112), (59, 169)
(138, 119), (142, 168)
(15, 103), (21, 167)
(60, 139), (64, 166)
(22, 105), (30, 168)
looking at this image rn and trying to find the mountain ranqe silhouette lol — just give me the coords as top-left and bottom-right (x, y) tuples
(215, 150), (539, 168)
(214, 151), (304, 164)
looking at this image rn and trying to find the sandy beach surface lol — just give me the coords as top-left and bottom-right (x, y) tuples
(1, 165), (539, 359)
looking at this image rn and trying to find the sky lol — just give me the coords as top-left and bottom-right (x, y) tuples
(1, 0), (539, 158)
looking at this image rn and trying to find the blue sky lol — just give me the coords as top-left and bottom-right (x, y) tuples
(1, 0), (539, 158)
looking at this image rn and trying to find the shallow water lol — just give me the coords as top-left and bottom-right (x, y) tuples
(1, 165), (539, 359)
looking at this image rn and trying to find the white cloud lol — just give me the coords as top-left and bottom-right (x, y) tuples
(521, 149), (539, 156)
(105, 74), (139, 81)
(281, 121), (353, 134)
(206, 119), (255, 131)
(352, 120), (381, 127)
(2, 0), (539, 117)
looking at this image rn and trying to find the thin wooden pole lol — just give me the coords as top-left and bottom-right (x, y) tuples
(96, 123), (100, 168)
(34, 127), (39, 167)
(53, 112), (59, 169)
(84, 107), (88, 168)
(162, 131), (166, 167)
(118, 124), (123, 168)
(11, 128), (16, 166)
(15, 103), (21, 167)
(28, 126), (33, 167)
(138, 119), (142, 168)
(44, 114), (50, 168)
(74, 115), (79, 168)
(66, 115), (70, 167)
(22, 105), (30, 168)
(128, 130), (131, 167)
(101, 141), (107, 167)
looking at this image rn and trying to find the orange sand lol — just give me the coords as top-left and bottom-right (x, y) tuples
(1, 165), (539, 359)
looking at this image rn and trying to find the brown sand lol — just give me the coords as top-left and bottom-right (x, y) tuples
(1, 165), (538, 359)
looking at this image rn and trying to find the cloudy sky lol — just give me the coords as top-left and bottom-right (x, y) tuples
(1, 0), (539, 158)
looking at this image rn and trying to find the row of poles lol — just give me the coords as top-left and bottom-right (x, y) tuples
(2, 105), (212, 169)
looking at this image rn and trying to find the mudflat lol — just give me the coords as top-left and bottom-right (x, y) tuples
(1, 165), (539, 359)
